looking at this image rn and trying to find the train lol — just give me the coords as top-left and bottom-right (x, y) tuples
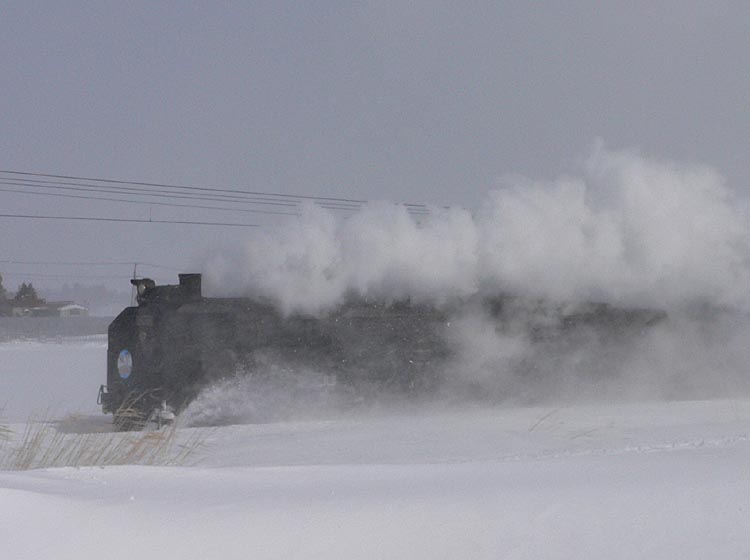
(98, 273), (664, 429)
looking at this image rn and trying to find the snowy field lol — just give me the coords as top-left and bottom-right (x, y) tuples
(1, 337), (750, 559)
(0, 336), (106, 421)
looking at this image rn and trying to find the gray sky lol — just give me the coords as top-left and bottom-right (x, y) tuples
(1, 1), (749, 291)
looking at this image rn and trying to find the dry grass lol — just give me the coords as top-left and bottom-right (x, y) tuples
(0, 415), (212, 471)
(0, 408), (11, 461)
(0, 420), (11, 462)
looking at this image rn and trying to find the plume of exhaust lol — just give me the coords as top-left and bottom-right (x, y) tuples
(193, 145), (750, 415)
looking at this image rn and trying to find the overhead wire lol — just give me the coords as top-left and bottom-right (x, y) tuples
(0, 170), (440, 288)
(0, 179), (300, 208)
(6, 176), (315, 206)
(0, 182), (426, 218)
(0, 169), (433, 216)
(0, 168), (436, 240)
(0, 259), (182, 270)
(1, 176), (425, 214)
(0, 261), (185, 289)
(0, 185), (300, 217)
(0, 271), (171, 281)
(0, 172), (438, 291)
(0, 168), (369, 204)
(0, 213), (260, 227)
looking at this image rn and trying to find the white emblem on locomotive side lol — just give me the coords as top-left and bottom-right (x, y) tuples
(117, 349), (133, 379)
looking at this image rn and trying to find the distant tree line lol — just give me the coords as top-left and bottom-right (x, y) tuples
(0, 274), (43, 311)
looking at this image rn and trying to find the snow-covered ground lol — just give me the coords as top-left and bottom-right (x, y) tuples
(1, 338), (749, 559)
(0, 336), (106, 421)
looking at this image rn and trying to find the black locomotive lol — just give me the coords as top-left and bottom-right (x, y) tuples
(98, 273), (664, 428)
(98, 273), (451, 427)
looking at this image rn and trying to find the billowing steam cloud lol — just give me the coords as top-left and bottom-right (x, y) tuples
(204, 145), (750, 313)
(186, 146), (750, 425)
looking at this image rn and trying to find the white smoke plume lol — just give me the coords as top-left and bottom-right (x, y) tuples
(204, 145), (750, 313)
(187, 145), (750, 424)
(203, 200), (478, 314)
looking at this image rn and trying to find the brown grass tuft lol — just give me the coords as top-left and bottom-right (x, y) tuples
(0, 414), (211, 471)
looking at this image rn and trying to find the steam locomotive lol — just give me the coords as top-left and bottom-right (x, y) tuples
(98, 273), (663, 428)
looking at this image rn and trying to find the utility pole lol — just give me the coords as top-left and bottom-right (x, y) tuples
(130, 262), (138, 305)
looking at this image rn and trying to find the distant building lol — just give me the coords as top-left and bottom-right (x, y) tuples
(57, 303), (89, 317)
(9, 301), (90, 317)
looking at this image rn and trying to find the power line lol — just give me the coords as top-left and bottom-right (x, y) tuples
(0, 184), (300, 217)
(0, 261), (183, 286)
(0, 168), (369, 204)
(0, 259), (182, 270)
(0, 271), (171, 280)
(0, 213), (259, 227)
(2, 176), (376, 216)
(0, 180), (427, 218)
(5, 176), (316, 206)
(0, 169), (432, 213)
(0, 177), (424, 214)
(0, 178), (422, 215)
(0, 169), (436, 232)
(0, 179), (300, 208)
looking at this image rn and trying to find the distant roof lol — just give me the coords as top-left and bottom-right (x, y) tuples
(46, 301), (75, 309)
(58, 304), (88, 311)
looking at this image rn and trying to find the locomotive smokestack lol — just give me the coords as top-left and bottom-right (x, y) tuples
(178, 273), (202, 299)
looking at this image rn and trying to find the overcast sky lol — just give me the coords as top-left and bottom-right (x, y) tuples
(1, 1), (749, 291)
